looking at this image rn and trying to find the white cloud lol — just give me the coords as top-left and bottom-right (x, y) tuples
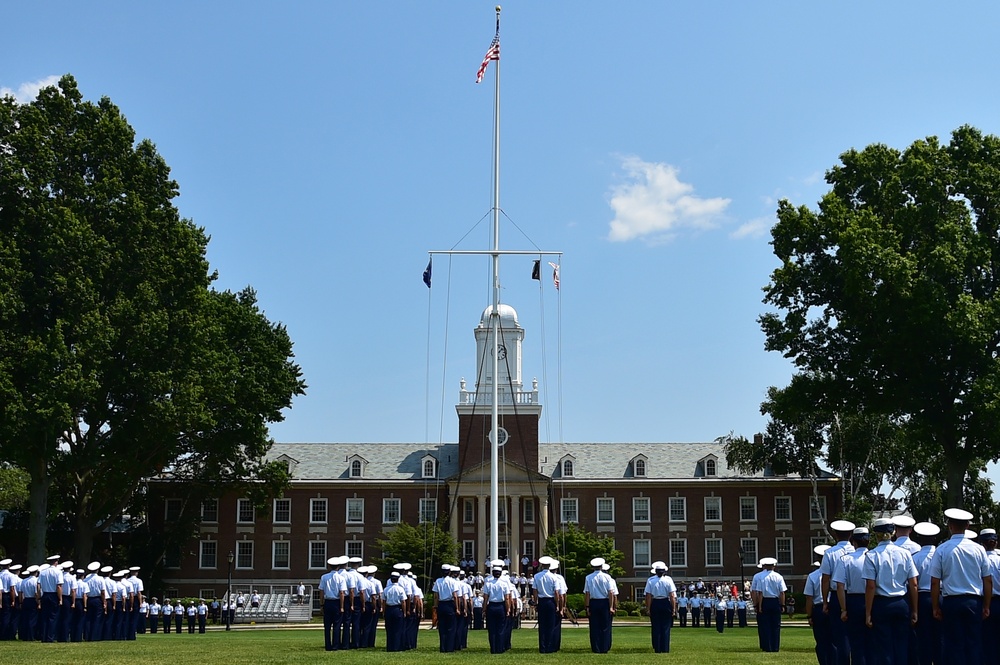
(729, 216), (773, 240)
(607, 156), (730, 243)
(0, 75), (60, 104)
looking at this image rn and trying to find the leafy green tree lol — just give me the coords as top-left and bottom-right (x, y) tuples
(373, 521), (459, 592)
(760, 125), (1000, 508)
(0, 75), (304, 561)
(0, 466), (29, 510)
(543, 524), (625, 593)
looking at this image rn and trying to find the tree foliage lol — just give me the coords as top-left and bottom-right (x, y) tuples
(543, 524), (625, 593)
(373, 521), (459, 592)
(0, 75), (305, 561)
(759, 125), (1000, 508)
(0, 466), (29, 510)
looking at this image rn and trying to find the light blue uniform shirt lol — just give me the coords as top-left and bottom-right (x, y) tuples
(383, 582), (406, 606)
(533, 570), (557, 598)
(912, 546), (936, 592)
(927, 533), (991, 596)
(753, 570), (787, 598)
(985, 550), (1000, 597)
(39, 566), (62, 593)
(832, 549), (869, 594)
(585, 570), (615, 599)
(862, 541), (918, 597)
(804, 568), (824, 603)
(894, 536), (920, 555)
(820, 542), (856, 577)
(643, 574), (676, 599)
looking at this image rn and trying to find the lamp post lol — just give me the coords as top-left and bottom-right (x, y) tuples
(226, 550), (234, 631)
(737, 545), (747, 599)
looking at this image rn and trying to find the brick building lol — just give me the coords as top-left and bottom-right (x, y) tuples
(154, 303), (840, 605)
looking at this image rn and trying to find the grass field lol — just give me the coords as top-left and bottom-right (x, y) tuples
(1, 624), (820, 665)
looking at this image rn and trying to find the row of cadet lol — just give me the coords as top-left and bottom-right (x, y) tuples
(0, 556), (146, 642)
(804, 510), (1000, 665)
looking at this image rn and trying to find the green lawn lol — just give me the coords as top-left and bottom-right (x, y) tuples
(1, 625), (819, 664)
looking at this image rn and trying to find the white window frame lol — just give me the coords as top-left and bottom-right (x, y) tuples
(597, 497), (615, 523)
(346, 498), (364, 524)
(383, 497), (401, 524)
(632, 497), (650, 523)
(273, 498), (291, 524)
(704, 496), (722, 522)
(310, 498), (328, 524)
(272, 541), (290, 570)
(775, 496), (792, 522)
(422, 457), (437, 479)
(562, 459), (574, 477)
(669, 539), (688, 569)
(164, 498), (182, 521)
(236, 541), (254, 570)
(634, 457), (647, 477)
(199, 540), (217, 569)
(633, 539), (651, 568)
(522, 540), (535, 561)
(705, 538), (723, 567)
(776, 537), (793, 566)
(669, 497), (687, 522)
(463, 498), (475, 524)
(201, 498), (218, 523)
(237, 498), (255, 524)
(346, 541), (363, 559)
(704, 457), (718, 476)
(740, 537), (759, 567)
(810, 496), (828, 521)
(308, 541), (327, 570)
(560, 498), (579, 524)
(523, 498), (535, 524)
(419, 498), (437, 524)
(739, 496), (757, 522)
(463, 540), (475, 560)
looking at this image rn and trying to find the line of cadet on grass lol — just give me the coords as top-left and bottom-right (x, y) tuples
(0, 556), (148, 642)
(318, 555), (390, 651)
(804, 509), (1000, 665)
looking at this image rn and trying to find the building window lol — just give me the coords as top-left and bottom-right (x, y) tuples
(633, 539), (651, 568)
(272, 541), (290, 569)
(524, 498), (535, 524)
(350, 459), (363, 478)
(740, 497), (757, 522)
(237, 499), (255, 524)
(310, 498), (328, 524)
(164, 547), (181, 569)
(419, 498), (437, 524)
(273, 498), (291, 524)
(705, 458), (717, 476)
(705, 538), (723, 567)
(199, 541), (217, 569)
(811, 536), (829, 555)
(560, 498), (579, 523)
(704, 496), (722, 522)
(422, 458), (437, 478)
(669, 497), (687, 522)
(775, 496), (792, 522)
(201, 499), (218, 523)
(463, 498), (475, 524)
(383, 498), (401, 524)
(634, 458), (646, 477)
(498, 499), (507, 524)
(164, 498), (182, 522)
(199, 588), (216, 601)
(597, 498), (615, 523)
(776, 537), (793, 566)
(309, 541), (327, 570)
(669, 539), (688, 569)
(522, 540), (535, 561)
(810, 496), (827, 521)
(740, 538), (758, 566)
(346, 541), (363, 559)
(463, 540), (475, 560)
(346, 498), (364, 524)
(633, 497), (650, 523)
(236, 541), (253, 569)
(562, 459), (574, 477)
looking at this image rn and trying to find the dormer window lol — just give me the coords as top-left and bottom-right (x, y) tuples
(705, 458), (717, 477)
(421, 455), (438, 479)
(632, 455), (648, 478)
(347, 454), (368, 479)
(273, 454), (298, 477)
(562, 459), (574, 477)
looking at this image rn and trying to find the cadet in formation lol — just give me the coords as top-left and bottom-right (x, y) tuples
(584, 557), (615, 653)
(862, 518), (918, 665)
(751, 556), (786, 652)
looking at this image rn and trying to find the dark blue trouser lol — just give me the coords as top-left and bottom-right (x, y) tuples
(828, 595), (850, 665)
(487, 602), (506, 653)
(983, 597), (1000, 665)
(85, 596), (103, 641)
(57, 595), (72, 641)
(322, 599), (340, 651)
(941, 595), (982, 665)
(649, 597), (672, 653)
(437, 599), (456, 652)
(716, 605), (725, 633)
(385, 605), (404, 652)
(759, 597), (782, 652)
(870, 596), (909, 665)
(589, 598), (611, 653)
(811, 605), (831, 665)
(70, 599), (84, 642)
(537, 597), (556, 652)
(40, 592), (59, 642)
(846, 594), (869, 665)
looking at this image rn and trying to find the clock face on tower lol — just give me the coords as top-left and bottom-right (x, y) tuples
(497, 345), (507, 360)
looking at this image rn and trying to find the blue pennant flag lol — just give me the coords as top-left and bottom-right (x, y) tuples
(422, 258), (432, 288)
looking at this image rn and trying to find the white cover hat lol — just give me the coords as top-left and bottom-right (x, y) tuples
(830, 520), (856, 532)
(590, 557), (606, 567)
(914, 522), (941, 537)
(945, 508), (974, 522)
(892, 515), (915, 528)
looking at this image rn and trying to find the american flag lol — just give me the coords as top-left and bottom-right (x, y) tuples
(476, 34), (500, 84)
(548, 262), (560, 290)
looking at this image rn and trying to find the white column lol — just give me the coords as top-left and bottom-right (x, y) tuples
(478, 494), (488, 565)
(510, 494), (520, 571)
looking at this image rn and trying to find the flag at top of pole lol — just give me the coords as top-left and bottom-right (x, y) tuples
(475, 6), (501, 84)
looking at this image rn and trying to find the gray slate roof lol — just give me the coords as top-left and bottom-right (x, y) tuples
(268, 441), (821, 482)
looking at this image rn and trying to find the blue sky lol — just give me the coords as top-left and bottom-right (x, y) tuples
(6, 3), (1000, 475)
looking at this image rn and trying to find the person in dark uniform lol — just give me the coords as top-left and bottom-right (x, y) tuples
(751, 557), (786, 652)
(584, 557), (615, 653)
(833, 527), (871, 665)
(805, 546), (831, 665)
(911, 522), (940, 665)
(644, 561), (677, 653)
(821, 520), (856, 665)
(532, 556), (558, 653)
(383, 571), (407, 652)
(929, 508), (991, 665)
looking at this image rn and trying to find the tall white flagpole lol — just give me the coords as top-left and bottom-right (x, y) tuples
(489, 4), (501, 567)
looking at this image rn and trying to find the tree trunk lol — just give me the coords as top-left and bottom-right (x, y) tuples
(26, 455), (50, 563)
(944, 454), (967, 509)
(73, 511), (97, 564)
